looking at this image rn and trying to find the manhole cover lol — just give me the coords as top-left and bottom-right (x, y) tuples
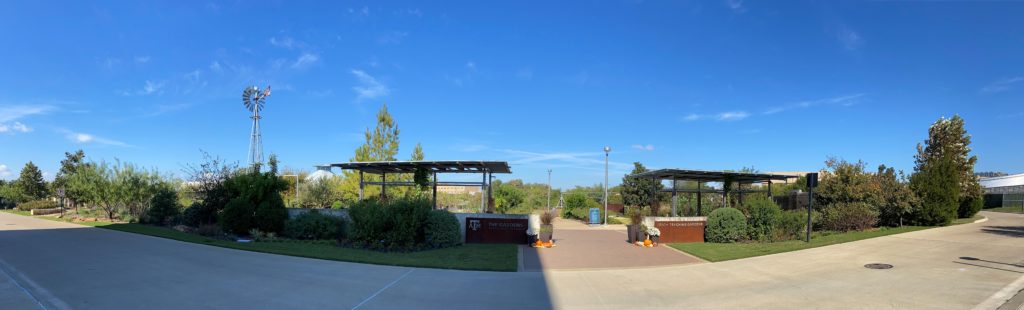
(865, 263), (894, 269)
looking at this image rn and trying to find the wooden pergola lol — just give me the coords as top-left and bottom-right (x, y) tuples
(630, 169), (799, 216)
(328, 160), (512, 211)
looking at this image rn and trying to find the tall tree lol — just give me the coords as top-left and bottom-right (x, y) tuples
(343, 104), (401, 201)
(53, 150), (86, 205)
(16, 161), (48, 201)
(620, 162), (662, 208)
(913, 115), (983, 218)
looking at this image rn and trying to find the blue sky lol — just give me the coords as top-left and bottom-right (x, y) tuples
(1, 1), (1022, 188)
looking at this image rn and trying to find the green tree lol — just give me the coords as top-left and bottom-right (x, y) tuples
(913, 115), (983, 219)
(620, 162), (662, 208)
(874, 165), (920, 227)
(816, 158), (881, 208)
(16, 161), (48, 201)
(343, 104), (400, 200)
(52, 150), (86, 205)
(493, 180), (526, 214)
(911, 153), (960, 225)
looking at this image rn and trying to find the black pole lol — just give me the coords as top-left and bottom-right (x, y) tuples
(432, 172), (438, 210)
(697, 181), (702, 216)
(806, 185), (813, 242)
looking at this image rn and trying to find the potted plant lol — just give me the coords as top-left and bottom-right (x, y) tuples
(646, 226), (661, 246)
(626, 207), (647, 243)
(539, 211), (554, 242)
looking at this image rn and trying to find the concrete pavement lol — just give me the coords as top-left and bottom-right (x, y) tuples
(1, 211), (1022, 309)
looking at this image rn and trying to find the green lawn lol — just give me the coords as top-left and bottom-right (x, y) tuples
(1, 210), (518, 272)
(671, 226), (931, 262)
(983, 206), (1024, 214)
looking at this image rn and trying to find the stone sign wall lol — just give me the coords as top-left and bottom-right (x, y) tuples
(650, 217), (706, 243)
(464, 217), (528, 244)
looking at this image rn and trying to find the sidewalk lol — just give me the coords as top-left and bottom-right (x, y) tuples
(520, 218), (702, 271)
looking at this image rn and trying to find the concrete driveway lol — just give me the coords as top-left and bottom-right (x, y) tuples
(1, 211), (1022, 309)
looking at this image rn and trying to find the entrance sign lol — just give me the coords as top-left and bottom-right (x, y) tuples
(465, 217), (528, 244)
(653, 219), (706, 243)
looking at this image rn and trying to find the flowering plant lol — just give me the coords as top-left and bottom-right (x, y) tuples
(646, 227), (660, 236)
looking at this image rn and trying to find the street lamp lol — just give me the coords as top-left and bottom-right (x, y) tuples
(603, 146), (611, 225)
(547, 169), (552, 211)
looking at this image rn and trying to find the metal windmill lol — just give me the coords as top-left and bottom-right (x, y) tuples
(242, 85), (271, 170)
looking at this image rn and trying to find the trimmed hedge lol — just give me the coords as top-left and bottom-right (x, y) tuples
(822, 202), (878, 232)
(16, 199), (58, 211)
(425, 210), (461, 248)
(706, 207), (746, 243)
(284, 210), (347, 240)
(220, 198), (254, 235)
(746, 198), (782, 241)
(958, 196), (983, 219)
(349, 198), (432, 250)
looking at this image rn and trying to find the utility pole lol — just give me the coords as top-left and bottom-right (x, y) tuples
(604, 146), (611, 225)
(547, 169), (552, 211)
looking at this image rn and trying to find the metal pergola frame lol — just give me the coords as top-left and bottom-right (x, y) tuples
(328, 160), (512, 211)
(630, 169), (799, 216)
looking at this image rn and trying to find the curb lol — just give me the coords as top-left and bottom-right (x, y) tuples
(974, 216), (989, 224)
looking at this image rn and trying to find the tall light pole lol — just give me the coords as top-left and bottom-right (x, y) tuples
(604, 146), (611, 225)
(547, 169), (552, 211)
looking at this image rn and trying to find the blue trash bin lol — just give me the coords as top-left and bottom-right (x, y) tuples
(589, 208), (600, 224)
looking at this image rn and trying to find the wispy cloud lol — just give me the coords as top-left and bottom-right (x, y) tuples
(209, 61), (223, 73)
(64, 131), (129, 147)
(501, 149), (633, 171)
(348, 6), (370, 16)
(725, 0), (746, 13)
(764, 93), (864, 115)
(981, 76), (1023, 94)
(141, 103), (194, 118)
(0, 104), (55, 122)
(290, 53), (319, 69)
(0, 122), (31, 133)
(121, 80), (165, 96)
(269, 36), (297, 49)
(684, 111), (750, 122)
(631, 144), (655, 151)
(0, 164), (12, 179)
(350, 69), (390, 101)
(465, 61), (476, 71)
(134, 56), (150, 64)
(836, 25), (863, 51)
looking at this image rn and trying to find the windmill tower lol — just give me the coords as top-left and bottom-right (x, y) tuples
(242, 85), (271, 170)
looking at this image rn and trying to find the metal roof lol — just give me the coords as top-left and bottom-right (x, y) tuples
(328, 160), (511, 174)
(980, 173), (1024, 189)
(630, 169), (799, 182)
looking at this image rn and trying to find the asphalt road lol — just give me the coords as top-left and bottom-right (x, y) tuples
(1, 211), (1022, 309)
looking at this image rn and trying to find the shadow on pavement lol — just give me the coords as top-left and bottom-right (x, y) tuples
(980, 225), (1024, 238)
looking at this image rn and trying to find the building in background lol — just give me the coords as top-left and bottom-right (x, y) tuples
(981, 173), (1024, 209)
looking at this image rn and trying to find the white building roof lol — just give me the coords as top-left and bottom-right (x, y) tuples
(306, 166), (335, 182)
(980, 173), (1024, 189)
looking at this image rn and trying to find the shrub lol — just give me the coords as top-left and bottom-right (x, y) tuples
(706, 207), (746, 243)
(284, 210), (347, 240)
(220, 198), (254, 235)
(331, 201), (344, 209)
(146, 188), (180, 225)
(775, 211), (806, 241)
(540, 211), (554, 225)
(197, 224), (222, 237)
(425, 210), (461, 248)
(821, 202), (878, 232)
(349, 198), (432, 250)
(958, 195), (983, 219)
(16, 199), (58, 211)
(746, 198), (782, 242)
(910, 153), (960, 226)
(181, 203), (214, 227)
(254, 196), (288, 233)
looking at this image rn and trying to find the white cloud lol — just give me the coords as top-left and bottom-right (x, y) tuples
(122, 80), (165, 96)
(0, 122), (31, 133)
(981, 77), (1024, 94)
(134, 56), (150, 64)
(836, 26), (863, 50)
(763, 93), (864, 115)
(465, 61), (476, 71)
(210, 61), (223, 73)
(350, 69), (390, 101)
(66, 131), (129, 147)
(725, 0), (746, 13)
(0, 104), (54, 122)
(631, 144), (655, 151)
(716, 111), (750, 121)
(0, 164), (11, 178)
(269, 36), (296, 49)
(683, 113), (702, 121)
(290, 53), (319, 69)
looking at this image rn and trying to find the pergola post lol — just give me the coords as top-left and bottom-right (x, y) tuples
(697, 181), (702, 216)
(481, 172), (487, 213)
(650, 177), (658, 214)
(671, 178), (678, 217)
(768, 181), (773, 199)
(487, 171), (494, 213)
(739, 182), (745, 206)
(432, 172), (438, 209)
(381, 171), (387, 201)
(358, 171), (364, 201)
